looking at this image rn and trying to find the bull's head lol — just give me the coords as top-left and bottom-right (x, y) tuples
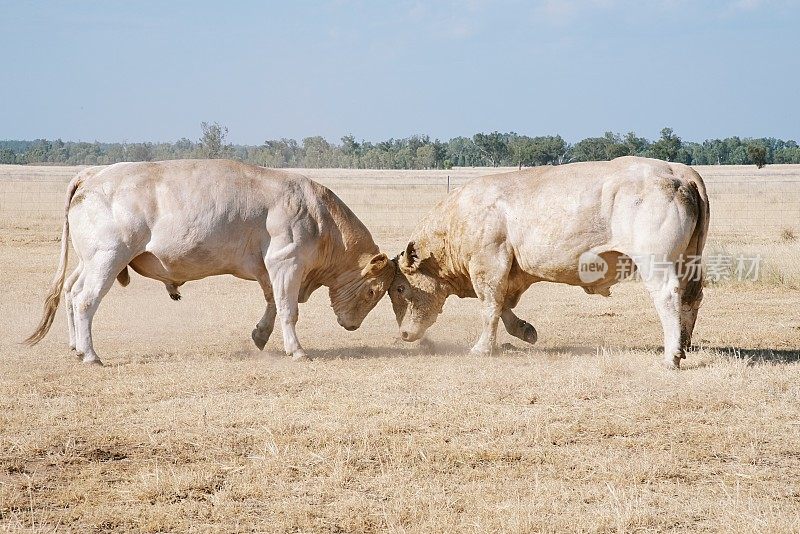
(389, 241), (448, 342)
(329, 253), (394, 331)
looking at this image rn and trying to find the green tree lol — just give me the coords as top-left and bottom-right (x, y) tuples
(24, 139), (51, 163)
(415, 144), (436, 169)
(394, 145), (413, 169)
(128, 143), (154, 162)
(263, 138), (300, 167)
(775, 141), (800, 164)
(174, 137), (194, 157)
(624, 132), (649, 155)
(602, 132), (630, 159)
(571, 137), (607, 161)
(0, 147), (16, 164)
(302, 136), (333, 167)
(472, 132), (508, 166)
(725, 139), (749, 164)
(446, 137), (481, 167)
(509, 135), (567, 167)
(746, 142), (767, 168)
(508, 135), (532, 167)
(539, 135), (568, 164)
(570, 132), (628, 162)
(650, 127), (682, 162)
(199, 122), (232, 159)
(432, 140), (447, 168)
(340, 134), (360, 166)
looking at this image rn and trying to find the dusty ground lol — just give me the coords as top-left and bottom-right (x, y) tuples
(1, 164), (800, 532)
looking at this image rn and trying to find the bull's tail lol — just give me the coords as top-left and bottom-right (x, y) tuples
(683, 171), (710, 303)
(23, 177), (81, 346)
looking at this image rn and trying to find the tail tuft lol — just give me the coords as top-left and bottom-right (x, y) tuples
(23, 281), (64, 345)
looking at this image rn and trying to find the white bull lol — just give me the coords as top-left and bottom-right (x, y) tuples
(25, 159), (394, 364)
(389, 157), (710, 368)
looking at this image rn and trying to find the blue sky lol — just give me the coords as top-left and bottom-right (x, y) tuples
(1, 0), (798, 144)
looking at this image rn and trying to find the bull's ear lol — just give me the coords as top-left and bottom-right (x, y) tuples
(401, 241), (420, 272)
(362, 253), (389, 277)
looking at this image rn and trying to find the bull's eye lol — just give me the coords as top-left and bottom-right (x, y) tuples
(368, 289), (375, 298)
(396, 285), (405, 295)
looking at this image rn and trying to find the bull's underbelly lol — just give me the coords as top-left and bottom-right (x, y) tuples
(129, 250), (260, 284)
(132, 224), (267, 283)
(511, 243), (630, 292)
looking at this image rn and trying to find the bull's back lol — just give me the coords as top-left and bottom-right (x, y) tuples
(78, 160), (301, 215)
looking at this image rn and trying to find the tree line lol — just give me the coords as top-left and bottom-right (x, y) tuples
(2, 123), (798, 169)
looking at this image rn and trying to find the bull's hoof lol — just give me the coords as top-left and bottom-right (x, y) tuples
(662, 353), (683, 370)
(290, 349), (309, 362)
(469, 346), (491, 358)
(251, 329), (268, 351)
(169, 293), (181, 301)
(521, 322), (538, 345)
(82, 355), (104, 366)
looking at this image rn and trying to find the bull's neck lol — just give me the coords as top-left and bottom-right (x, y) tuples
(414, 225), (473, 299)
(314, 186), (379, 289)
(317, 241), (376, 290)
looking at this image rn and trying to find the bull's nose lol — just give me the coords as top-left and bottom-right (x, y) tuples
(401, 331), (410, 341)
(344, 325), (357, 331)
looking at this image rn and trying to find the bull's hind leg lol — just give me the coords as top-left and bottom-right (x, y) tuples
(72, 250), (131, 365)
(252, 271), (277, 351)
(500, 287), (537, 345)
(680, 286), (703, 350)
(501, 308), (538, 345)
(679, 259), (704, 350)
(638, 258), (684, 369)
(64, 263), (82, 351)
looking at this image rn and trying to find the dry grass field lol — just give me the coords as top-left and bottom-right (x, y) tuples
(1, 163), (800, 532)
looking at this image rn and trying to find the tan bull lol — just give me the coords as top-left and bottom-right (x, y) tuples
(25, 159), (394, 364)
(389, 156), (710, 368)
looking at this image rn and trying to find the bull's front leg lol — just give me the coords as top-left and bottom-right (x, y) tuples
(501, 308), (538, 345)
(272, 267), (307, 360)
(471, 298), (503, 357)
(265, 241), (309, 361)
(469, 252), (512, 357)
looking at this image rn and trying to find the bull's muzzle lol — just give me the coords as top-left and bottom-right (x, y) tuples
(337, 317), (360, 331)
(400, 329), (422, 342)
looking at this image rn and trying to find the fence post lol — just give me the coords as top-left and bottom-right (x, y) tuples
(447, 175), (450, 194)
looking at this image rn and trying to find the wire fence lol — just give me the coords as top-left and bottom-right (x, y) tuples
(2, 167), (799, 248)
